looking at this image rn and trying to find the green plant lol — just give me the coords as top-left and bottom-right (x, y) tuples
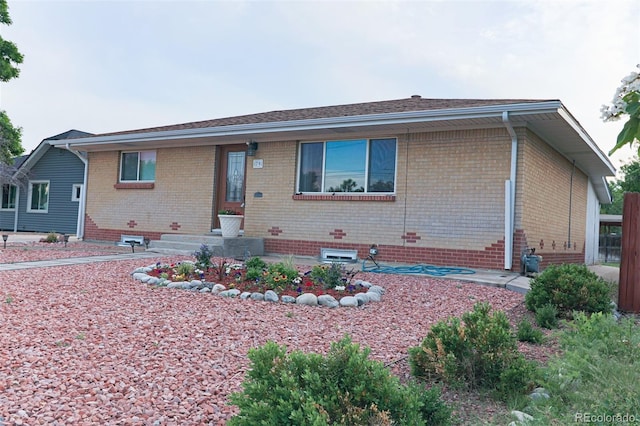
(218, 209), (239, 215)
(528, 313), (640, 423)
(44, 231), (59, 243)
(175, 262), (196, 276)
(309, 262), (357, 290)
(535, 303), (559, 329)
(408, 303), (536, 400)
(517, 318), (545, 343)
(5, 294), (13, 304)
(228, 335), (452, 425)
(193, 244), (215, 269)
(245, 256), (266, 270)
(525, 263), (612, 319)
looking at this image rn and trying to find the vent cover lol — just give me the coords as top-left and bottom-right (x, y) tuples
(320, 248), (358, 263)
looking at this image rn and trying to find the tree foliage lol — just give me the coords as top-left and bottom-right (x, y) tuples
(601, 157), (640, 214)
(602, 65), (640, 156)
(0, 0), (24, 165)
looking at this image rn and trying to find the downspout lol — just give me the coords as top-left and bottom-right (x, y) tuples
(65, 143), (88, 239)
(502, 112), (518, 270)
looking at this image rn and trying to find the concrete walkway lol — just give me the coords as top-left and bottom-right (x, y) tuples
(0, 251), (161, 271)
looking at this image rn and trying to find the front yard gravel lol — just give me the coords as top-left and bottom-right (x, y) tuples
(0, 246), (527, 425)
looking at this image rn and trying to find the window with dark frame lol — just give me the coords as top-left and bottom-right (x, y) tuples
(297, 138), (396, 193)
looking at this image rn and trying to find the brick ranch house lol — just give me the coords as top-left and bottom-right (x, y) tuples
(54, 96), (615, 270)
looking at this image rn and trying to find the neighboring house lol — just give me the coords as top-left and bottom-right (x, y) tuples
(0, 130), (91, 235)
(53, 97), (615, 270)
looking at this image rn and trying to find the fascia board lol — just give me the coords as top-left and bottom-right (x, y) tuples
(55, 101), (565, 148)
(556, 107), (616, 176)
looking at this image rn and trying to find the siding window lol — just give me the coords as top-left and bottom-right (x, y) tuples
(120, 151), (156, 182)
(297, 138), (396, 193)
(28, 181), (49, 213)
(72, 184), (82, 201)
(1, 184), (17, 210)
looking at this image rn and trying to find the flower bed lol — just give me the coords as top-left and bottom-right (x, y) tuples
(133, 255), (381, 306)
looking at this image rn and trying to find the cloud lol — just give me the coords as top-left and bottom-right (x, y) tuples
(0, 0), (637, 172)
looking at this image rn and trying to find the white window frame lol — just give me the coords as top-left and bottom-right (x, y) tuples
(1, 184), (17, 210)
(72, 184), (82, 202)
(27, 180), (50, 213)
(119, 150), (156, 182)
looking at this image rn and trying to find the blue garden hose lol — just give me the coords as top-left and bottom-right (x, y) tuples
(362, 257), (475, 277)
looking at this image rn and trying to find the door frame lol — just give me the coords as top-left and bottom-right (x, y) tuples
(215, 144), (247, 229)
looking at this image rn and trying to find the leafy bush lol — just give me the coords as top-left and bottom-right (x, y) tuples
(529, 312), (640, 423)
(228, 336), (452, 425)
(525, 264), (612, 318)
(175, 261), (195, 276)
(535, 303), (559, 329)
(44, 231), (59, 243)
(516, 318), (545, 343)
(309, 262), (358, 290)
(193, 244), (215, 269)
(245, 256), (266, 270)
(408, 303), (536, 399)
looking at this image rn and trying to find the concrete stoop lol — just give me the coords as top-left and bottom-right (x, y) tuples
(147, 234), (264, 259)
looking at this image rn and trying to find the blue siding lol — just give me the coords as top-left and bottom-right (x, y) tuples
(16, 146), (84, 234)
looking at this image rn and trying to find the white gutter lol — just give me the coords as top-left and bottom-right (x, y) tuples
(56, 101), (565, 148)
(502, 112), (518, 270)
(65, 143), (88, 239)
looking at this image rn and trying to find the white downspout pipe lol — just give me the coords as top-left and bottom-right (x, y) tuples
(66, 143), (88, 239)
(502, 112), (518, 270)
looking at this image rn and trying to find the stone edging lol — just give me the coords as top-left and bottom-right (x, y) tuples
(131, 264), (385, 308)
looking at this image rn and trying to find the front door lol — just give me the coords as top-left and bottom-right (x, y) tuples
(216, 144), (246, 228)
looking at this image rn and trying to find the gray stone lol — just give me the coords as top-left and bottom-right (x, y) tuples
(296, 293), (318, 306)
(250, 292), (265, 301)
(167, 282), (183, 289)
(511, 410), (534, 423)
(318, 295), (339, 308)
(219, 289), (240, 298)
(212, 284), (226, 294)
(132, 272), (148, 281)
(240, 292), (252, 300)
(339, 296), (359, 307)
(281, 295), (296, 304)
(199, 287), (211, 293)
(264, 290), (279, 302)
(529, 387), (549, 400)
(190, 279), (202, 287)
(368, 285), (385, 295)
(365, 291), (381, 302)
(355, 279), (372, 288)
(355, 293), (370, 304)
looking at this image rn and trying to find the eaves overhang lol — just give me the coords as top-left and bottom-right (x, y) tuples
(52, 100), (615, 203)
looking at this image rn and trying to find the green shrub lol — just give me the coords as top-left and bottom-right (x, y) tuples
(193, 244), (215, 269)
(228, 335), (452, 425)
(535, 303), (559, 329)
(408, 303), (536, 399)
(525, 264), (612, 318)
(175, 261), (195, 276)
(529, 312), (640, 423)
(245, 256), (266, 270)
(44, 231), (59, 243)
(516, 318), (545, 343)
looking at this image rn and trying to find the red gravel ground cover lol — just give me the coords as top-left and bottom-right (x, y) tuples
(0, 245), (535, 425)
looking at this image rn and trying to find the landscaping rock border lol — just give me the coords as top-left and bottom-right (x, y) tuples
(131, 264), (384, 308)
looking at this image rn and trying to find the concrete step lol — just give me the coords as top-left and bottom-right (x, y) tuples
(147, 234), (264, 259)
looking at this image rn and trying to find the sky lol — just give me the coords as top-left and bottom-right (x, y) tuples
(0, 0), (638, 173)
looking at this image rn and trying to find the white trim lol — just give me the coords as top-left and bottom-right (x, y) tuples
(72, 184), (82, 202)
(0, 184), (17, 211)
(119, 150), (156, 183)
(55, 101), (565, 147)
(27, 180), (50, 213)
